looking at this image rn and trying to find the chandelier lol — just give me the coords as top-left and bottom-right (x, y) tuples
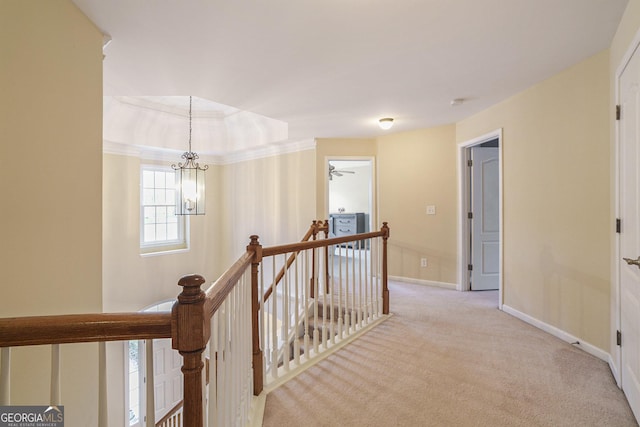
(172, 96), (208, 215)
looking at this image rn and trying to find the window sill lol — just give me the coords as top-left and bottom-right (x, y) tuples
(140, 247), (189, 257)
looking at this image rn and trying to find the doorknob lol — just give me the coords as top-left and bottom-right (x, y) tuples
(623, 256), (640, 269)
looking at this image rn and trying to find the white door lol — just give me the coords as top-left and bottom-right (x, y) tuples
(470, 146), (499, 291)
(619, 44), (640, 421)
(153, 338), (183, 421)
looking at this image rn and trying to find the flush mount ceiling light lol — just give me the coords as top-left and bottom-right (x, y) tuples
(172, 96), (208, 215)
(450, 98), (465, 106)
(378, 117), (394, 130)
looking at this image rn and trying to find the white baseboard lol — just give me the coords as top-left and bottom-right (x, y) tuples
(502, 304), (610, 363)
(609, 354), (621, 387)
(388, 275), (457, 290)
(248, 393), (267, 427)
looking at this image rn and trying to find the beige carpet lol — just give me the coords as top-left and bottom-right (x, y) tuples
(262, 281), (637, 426)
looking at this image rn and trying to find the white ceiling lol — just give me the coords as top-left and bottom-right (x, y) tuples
(74, 0), (628, 149)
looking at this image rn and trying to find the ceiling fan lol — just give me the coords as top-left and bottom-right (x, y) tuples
(329, 164), (355, 180)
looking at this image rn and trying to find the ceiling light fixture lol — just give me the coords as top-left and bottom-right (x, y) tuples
(378, 117), (394, 130)
(172, 96), (208, 215)
(450, 98), (465, 106)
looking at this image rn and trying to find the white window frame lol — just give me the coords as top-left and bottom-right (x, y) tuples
(140, 165), (188, 254)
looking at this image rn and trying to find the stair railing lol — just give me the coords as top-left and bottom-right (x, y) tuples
(0, 220), (390, 427)
(257, 222), (390, 389)
(262, 220), (328, 302)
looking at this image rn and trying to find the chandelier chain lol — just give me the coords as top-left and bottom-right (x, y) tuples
(189, 95), (192, 153)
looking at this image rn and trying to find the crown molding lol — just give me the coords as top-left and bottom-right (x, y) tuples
(217, 138), (316, 165)
(103, 138), (316, 165)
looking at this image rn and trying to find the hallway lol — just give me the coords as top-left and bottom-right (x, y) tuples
(262, 281), (636, 426)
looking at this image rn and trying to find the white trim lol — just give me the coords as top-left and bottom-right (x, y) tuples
(247, 394), (267, 427)
(612, 27), (640, 391)
(610, 354), (621, 387)
(457, 129), (504, 309)
(502, 304), (610, 363)
(104, 138), (316, 165)
(388, 275), (457, 290)
(220, 138), (316, 165)
(139, 165), (189, 252)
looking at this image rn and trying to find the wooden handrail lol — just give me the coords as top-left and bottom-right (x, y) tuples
(0, 221), (389, 427)
(155, 399), (183, 426)
(262, 230), (386, 258)
(0, 312), (172, 347)
(263, 220), (328, 302)
(203, 250), (255, 319)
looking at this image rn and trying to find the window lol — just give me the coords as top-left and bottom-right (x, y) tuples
(140, 167), (187, 253)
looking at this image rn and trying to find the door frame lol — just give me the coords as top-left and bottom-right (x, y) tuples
(456, 129), (503, 308)
(612, 28), (640, 388)
(324, 156), (376, 233)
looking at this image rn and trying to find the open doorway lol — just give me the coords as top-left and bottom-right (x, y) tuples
(326, 158), (375, 241)
(126, 300), (182, 426)
(457, 130), (503, 307)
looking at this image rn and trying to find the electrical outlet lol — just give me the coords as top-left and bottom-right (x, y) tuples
(421, 258), (427, 268)
(426, 205), (436, 215)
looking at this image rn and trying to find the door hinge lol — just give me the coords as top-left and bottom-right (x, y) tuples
(468, 212), (473, 219)
(468, 264), (473, 271)
(616, 218), (621, 233)
(616, 105), (621, 121)
(617, 330), (622, 346)
(467, 159), (473, 167)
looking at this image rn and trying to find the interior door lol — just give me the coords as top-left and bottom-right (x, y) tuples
(470, 146), (499, 290)
(153, 338), (183, 421)
(619, 44), (640, 421)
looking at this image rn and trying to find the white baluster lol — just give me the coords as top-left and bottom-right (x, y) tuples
(329, 244), (336, 345)
(313, 247), (319, 354)
(271, 257), (278, 380)
(293, 255), (301, 366)
(321, 247), (328, 350)
(338, 244), (344, 339)
(208, 311), (217, 427)
(0, 347), (10, 405)
(283, 254), (290, 371)
(303, 250), (310, 359)
(364, 242), (370, 325)
(50, 344), (60, 405)
(98, 342), (108, 427)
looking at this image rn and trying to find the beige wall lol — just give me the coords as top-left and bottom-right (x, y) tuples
(377, 126), (458, 284)
(221, 149), (317, 264)
(456, 50), (611, 351)
(102, 154), (221, 312)
(0, 1), (103, 425)
(102, 153), (221, 425)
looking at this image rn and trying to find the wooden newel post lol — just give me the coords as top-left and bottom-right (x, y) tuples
(172, 274), (208, 427)
(381, 222), (390, 315)
(248, 235), (264, 395)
